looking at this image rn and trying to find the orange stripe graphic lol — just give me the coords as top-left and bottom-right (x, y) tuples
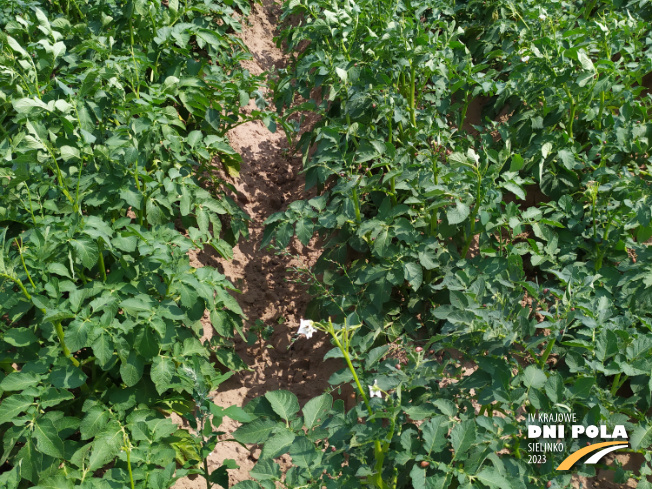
(556, 441), (627, 470)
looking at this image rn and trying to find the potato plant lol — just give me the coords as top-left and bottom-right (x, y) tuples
(251, 0), (652, 488)
(0, 0), (269, 487)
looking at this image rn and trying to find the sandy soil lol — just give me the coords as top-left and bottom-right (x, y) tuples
(174, 1), (343, 486)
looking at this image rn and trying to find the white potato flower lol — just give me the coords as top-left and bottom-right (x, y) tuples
(521, 56), (530, 63)
(539, 14), (546, 21)
(369, 379), (382, 399)
(297, 319), (317, 339)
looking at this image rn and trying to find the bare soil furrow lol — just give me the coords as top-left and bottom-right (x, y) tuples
(174, 2), (340, 486)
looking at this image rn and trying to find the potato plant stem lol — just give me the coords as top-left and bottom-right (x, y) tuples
(583, 0), (597, 18)
(460, 95), (470, 132)
(3, 271), (81, 368)
(597, 91), (605, 131)
(388, 116), (397, 205)
(610, 373), (622, 396)
(66, 0), (84, 21)
(429, 210), (438, 237)
(54, 321), (80, 368)
(128, 14), (140, 98)
(73, 157), (85, 214)
(204, 457), (210, 489)
(331, 338), (371, 415)
(595, 211), (615, 270)
(197, 411), (211, 489)
(98, 239), (107, 282)
(591, 191), (598, 239)
(1, 273), (31, 304)
(432, 156), (439, 185)
(564, 86), (575, 139)
(16, 240), (36, 290)
(46, 145), (74, 205)
(409, 61), (416, 128)
(328, 321), (389, 489)
(9, 58), (36, 97)
(352, 187), (361, 223)
(134, 160), (141, 192)
(539, 336), (556, 368)
(429, 158), (439, 239)
(124, 435), (135, 489)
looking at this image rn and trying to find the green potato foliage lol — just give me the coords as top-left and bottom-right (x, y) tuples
(253, 0), (652, 487)
(0, 0), (272, 487)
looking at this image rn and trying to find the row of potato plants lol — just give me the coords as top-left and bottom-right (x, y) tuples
(0, 0), (266, 487)
(236, 0), (652, 488)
